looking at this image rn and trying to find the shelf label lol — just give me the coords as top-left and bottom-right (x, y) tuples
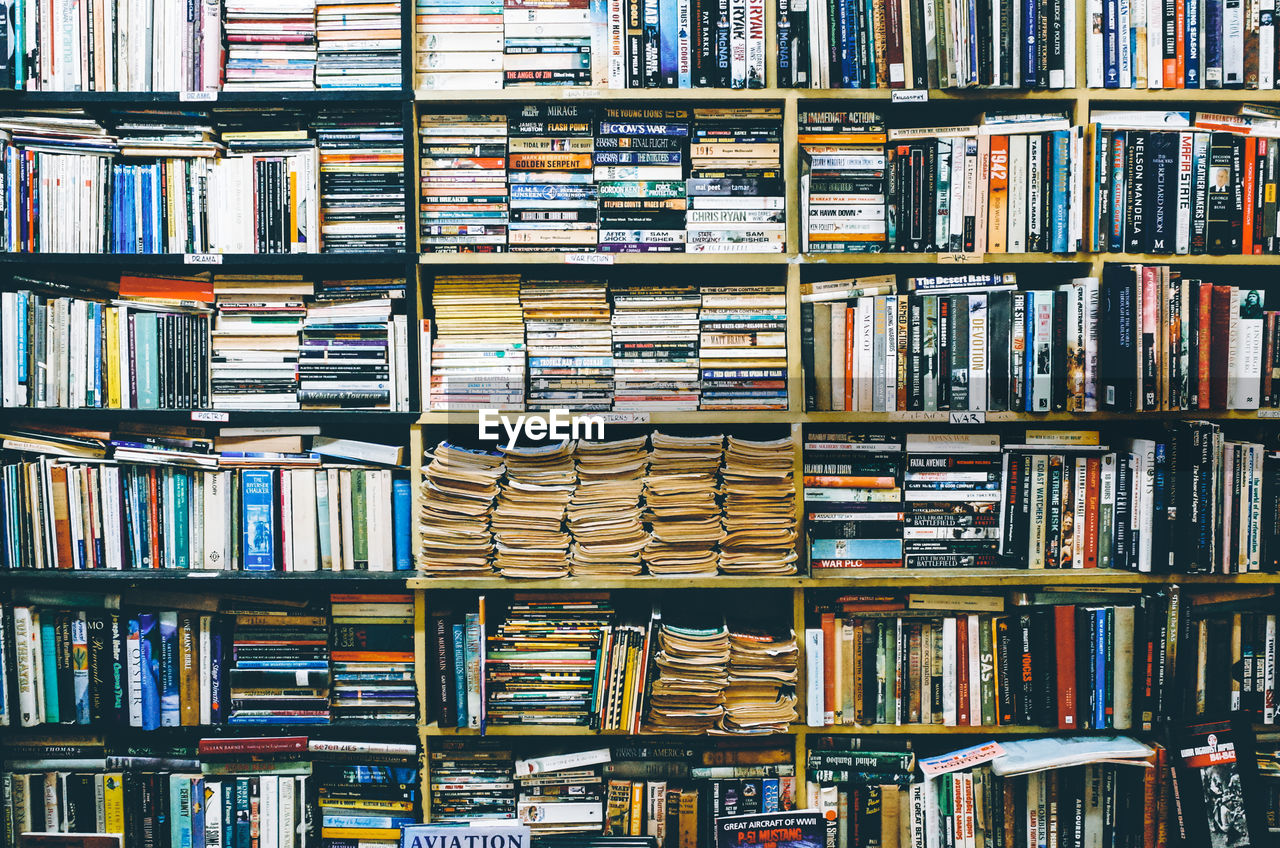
(598, 412), (650, 424)
(564, 253), (614, 265)
(891, 89), (929, 103)
(563, 88), (602, 99)
(937, 252), (982, 264)
(192, 410), (230, 423)
(184, 253), (223, 265)
(179, 91), (218, 102)
(1259, 410), (1280, 419)
(949, 411), (987, 425)
(888, 411), (947, 422)
(186, 571), (218, 577)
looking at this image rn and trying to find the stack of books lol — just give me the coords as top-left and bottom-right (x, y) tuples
(718, 435), (798, 576)
(199, 737), (313, 839)
(1185, 606), (1280, 723)
(426, 274), (526, 410)
(595, 108), (690, 253)
(223, 1), (320, 90)
(211, 275), (309, 410)
(903, 433), (1003, 568)
(779, 0), (1077, 89)
(312, 738), (421, 844)
(508, 104), (598, 252)
(329, 593), (418, 722)
(609, 283), (702, 411)
(698, 283), (788, 410)
(492, 442), (577, 578)
(418, 112), (510, 252)
(315, 0), (403, 89)
(644, 613), (730, 733)
(686, 107), (786, 253)
(300, 277), (409, 411)
(428, 740), (517, 822)
(416, 442), (505, 575)
(641, 433), (725, 576)
(485, 594), (615, 725)
(568, 436), (651, 576)
(516, 751), (610, 834)
(720, 621), (799, 733)
(521, 278), (614, 412)
(315, 112), (407, 253)
(227, 603), (331, 725)
(798, 109), (890, 254)
(502, 0), (598, 88)
(415, 0), (505, 90)
(595, 615), (657, 732)
(804, 431), (906, 573)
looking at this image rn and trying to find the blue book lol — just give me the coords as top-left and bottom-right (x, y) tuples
(844, 0), (862, 88)
(1093, 609), (1107, 728)
(809, 538), (904, 560)
(72, 615), (90, 724)
(138, 612), (161, 730)
(174, 472), (189, 569)
(862, 0), (876, 84)
(1108, 131), (1127, 252)
(392, 478), (412, 570)
(191, 778), (205, 848)
(240, 470), (276, 571)
(1103, 0), (1118, 86)
(91, 302), (103, 406)
(762, 778), (780, 812)
(140, 167), (153, 253)
(836, 0), (852, 87)
(1050, 131), (1071, 253)
(171, 775), (193, 848)
(658, 0), (679, 86)
(223, 781), (237, 848)
(40, 617), (59, 723)
(1205, 0), (1223, 86)
(322, 816), (415, 829)
(159, 611), (180, 727)
(451, 622), (468, 726)
(1185, 0), (1201, 86)
(133, 312), (159, 409)
(15, 291), (26, 388)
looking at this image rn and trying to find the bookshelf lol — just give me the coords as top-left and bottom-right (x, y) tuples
(3, 1), (1280, 843)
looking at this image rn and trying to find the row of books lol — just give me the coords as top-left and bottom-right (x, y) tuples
(804, 589), (1184, 731)
(800, 270), (1272, 413)
(426, 593), (798, 734)
(0, 736), (420, 848)
(0, 425), (411, 572)
(1087, 109), (1280, 255)
(425, 276), (788, 411)
(429, 739), (796, 841)
(0, 1), (403, 91)
(805, 428), (1280, 573)
(0, 591), (416, 728)
(0, 273), (410, 411)
(0, 109), (405, 255)
(776, 0), (1078, 89)
(418, 105), (784, 254)
(416, 0), (768, 90)
(1086, 0), (1280, 89)
(799, 109), (1086, 255)
(418, 434), (795, 577)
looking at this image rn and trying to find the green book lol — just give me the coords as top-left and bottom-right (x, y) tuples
(40, 615), (60, 724)
(174, 471), (189, 570)
(133, 311), (160, 410)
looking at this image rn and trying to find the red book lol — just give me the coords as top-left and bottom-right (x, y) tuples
(883, 0), (906, 89)
(1255, 139), (1268, 253)
(1054, 605), (1077, 729)
(147, 468), (161, 568)
(1263, 314), (1276, 407)
(198, 736), (309, 756)
(1209, 285), (1233, 409)
(1084, 457), (1101, 568)
(802, 475), (898, 488)
(1142, 744), (1160, 848)
(956, 615), (970, 726)
(1243, 141), (1257, 255)
(821, 612), (836, 725)
(1198, 281), (1213, 410)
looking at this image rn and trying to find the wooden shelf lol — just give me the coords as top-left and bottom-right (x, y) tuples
(407, 571), (1280, 590)
(418, 252), (788, 265)
(417, 409), (1280, 426)
(412, 87), (1273, 104)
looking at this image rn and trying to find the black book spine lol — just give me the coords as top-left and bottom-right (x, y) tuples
(1151, 132), (1178, 253)
(1031, 608), (1056, 726)
(627, 0), (644, 87)
(994, 616), (1015, 724)
(988, 290), (1010, 412)
(1048, 0), (1065, 85)
(1207, 131), (1237, 253)
(715, 0), (730, 86)
(1045, 455), (1063, 567)
(775, 0), (792, 87)
(1190, 131), (1210, 254)
(1151, 441), (1170, 573)
(950, 294), (969, 410)
(1125, 132), (1146, 253)
(999, 0), (1015, 85)
(801, 300), (817, 410)
(908, 0), (927, 88)
(923, 142), (938, 250)
(908, 295), (923, 410)
(936, 294), (951, 409)
(1016, 613), (1035, 725)
(1229, 134), (1246, 251)
(1050, 289), (1068, 412)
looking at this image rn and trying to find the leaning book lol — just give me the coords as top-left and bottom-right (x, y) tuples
(1171, 714), (1269, 848)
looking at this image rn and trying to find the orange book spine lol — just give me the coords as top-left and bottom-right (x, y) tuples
(802, 475), (898, 488)
(821, 612), (836, 725)
(844, 307), (854, 410)
(987, 136), (1009, 253)
(1084, 458), (1101, 568)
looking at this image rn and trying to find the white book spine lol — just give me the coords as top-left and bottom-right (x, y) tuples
(1064, 0), (1078, 86)
(205, 782), (222, 848)
(126, 618), (143, 726)
(1230, 290), (1264, 409)
(278, 774), (295, 848)
(830, 302), (846, 412)
(1073, 457), (1088, 568)
(1175, 132), (1194, 254)
(13, 607), (38, 727)
(805, 628), (824, 726)
(1224, 0), (1245, 84)
(857, 296), (874, 412)
(885, 296), (898, 411)
(1006, 134), (1028, 252)
(1265, 615), (1277, 724)
(966, 615), (980, 726)
(1118, 0), (1132, 86)
(607, 0), (626, 87)
(1147, 0), (1163, 87)
(260, 775), (279, 848)
(101, 466), (122, 570)
(1082, 277), (1099, 411)
(941, 617), (957, 726)
(1263, 0), (1276, 88)
(968, 294), (987, 411)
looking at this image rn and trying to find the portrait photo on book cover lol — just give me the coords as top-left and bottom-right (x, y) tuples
(1201, 761), (1250, 848)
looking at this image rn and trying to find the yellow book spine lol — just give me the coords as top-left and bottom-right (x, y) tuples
(105, 307), (120, 408)
(320, 828), (403, 840)
(102, 773), (125, 837)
